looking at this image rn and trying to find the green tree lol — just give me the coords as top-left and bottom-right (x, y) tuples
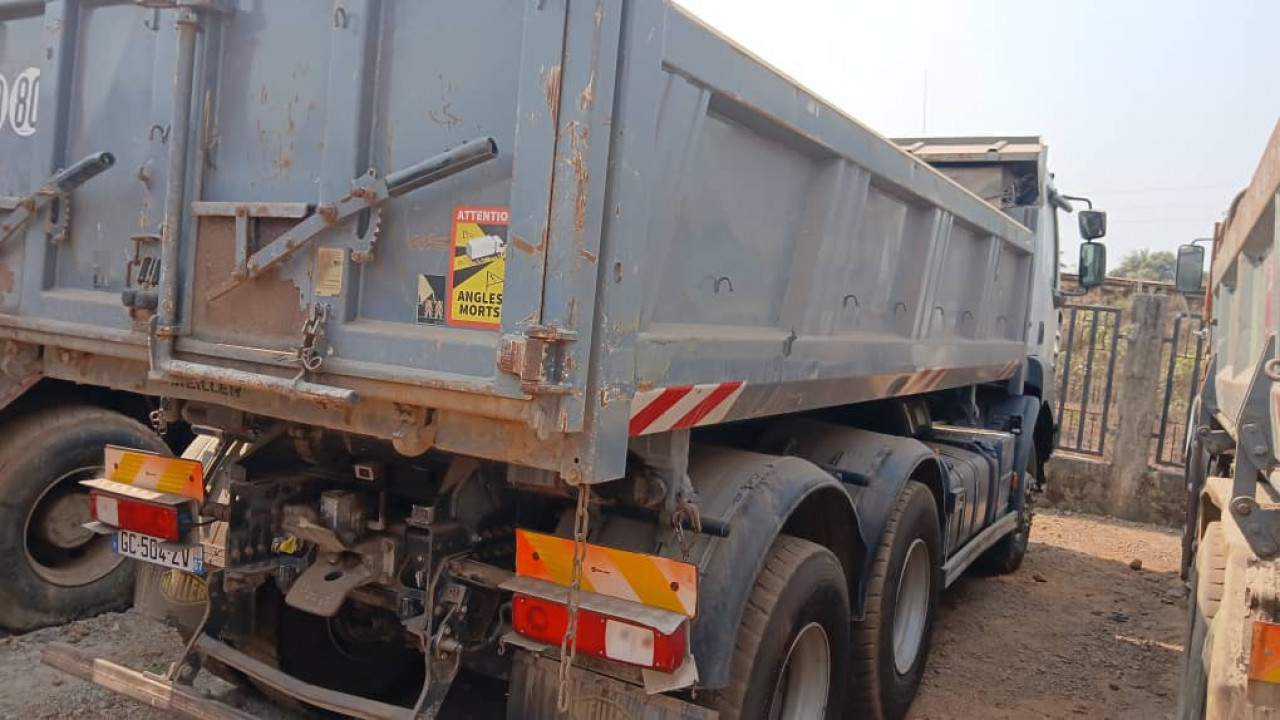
(1112, 249), (1176, 282)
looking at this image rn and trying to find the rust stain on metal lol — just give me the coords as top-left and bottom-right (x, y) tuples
(568, 123), (591, 245)
(429, 103), (461, 127)
(0, 259), (13, 297)
(407, 235), (451, 251)
(511, 234), (541, 255)
(579, 248), (596, 263)
(578, 72), (595, 112)
(260, 86), (268, 103)
(543, 65), (563, 124)
(192, 218), (307, 347)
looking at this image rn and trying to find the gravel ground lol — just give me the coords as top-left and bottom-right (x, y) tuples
(0, 509), (1186, 719)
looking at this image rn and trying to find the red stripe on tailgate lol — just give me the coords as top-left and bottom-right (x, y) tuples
(629, 386), (694, 436)
(670, 381), (744, 430)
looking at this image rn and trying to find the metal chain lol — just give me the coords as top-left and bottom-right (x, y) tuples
(557, 483), (591, 714)
(149, 397), (171, 437)
(673, 509), (692, 561)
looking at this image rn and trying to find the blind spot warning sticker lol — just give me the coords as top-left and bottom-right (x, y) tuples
(416, 274), (447, 325)
(447, 206), (509, 329)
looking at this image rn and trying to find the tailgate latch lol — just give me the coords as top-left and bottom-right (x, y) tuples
(497, 326), (576, 395)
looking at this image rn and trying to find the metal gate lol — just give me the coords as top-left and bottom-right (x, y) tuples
(1153, 314), (1207, 467)
(1054, 305), (1122, 457)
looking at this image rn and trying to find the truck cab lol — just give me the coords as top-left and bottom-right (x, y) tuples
(896, 136), (1109, 454)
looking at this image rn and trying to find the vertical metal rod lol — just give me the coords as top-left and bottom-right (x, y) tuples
(153, 5), (201, 376)
(1097, 309), (1121, 457)
(1182, 317), (1207, 462)
(1057, 306), (1078, 448)
(1155, 315), (1184, 464)
(1075, 308), (1102, 451)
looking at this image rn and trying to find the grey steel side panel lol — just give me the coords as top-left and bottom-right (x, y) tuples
(2, 0), (1036, 483)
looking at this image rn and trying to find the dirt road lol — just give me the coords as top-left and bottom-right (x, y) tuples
(0, 510), (1186, 719)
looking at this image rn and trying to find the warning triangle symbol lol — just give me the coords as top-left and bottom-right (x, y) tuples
(485, 270), (504, 291)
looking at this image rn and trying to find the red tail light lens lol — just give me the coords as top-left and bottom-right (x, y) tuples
(511, 594), (687, 672)
(89, 491), (184, 543)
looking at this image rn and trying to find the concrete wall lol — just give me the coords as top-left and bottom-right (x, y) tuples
(1042, 293), (1188, 527)
(1043, 453), (1185, 526)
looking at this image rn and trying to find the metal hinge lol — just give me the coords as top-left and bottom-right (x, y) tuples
(497, 326), (576, 395)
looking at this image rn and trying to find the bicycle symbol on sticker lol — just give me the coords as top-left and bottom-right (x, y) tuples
(0, 67), (41, 138)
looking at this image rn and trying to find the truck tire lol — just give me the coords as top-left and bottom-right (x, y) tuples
(0, 405), (169, 632)
(1177, 521), (1226, 720)
(979, 444), (1038, 574)
(846, 480), (941, 720)
(702, 535), (850, 720)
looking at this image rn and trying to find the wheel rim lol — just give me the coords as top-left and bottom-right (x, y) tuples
(892, 538), (931, 675)
(767, 622), (831, 720)
(23, 465), (123, 587)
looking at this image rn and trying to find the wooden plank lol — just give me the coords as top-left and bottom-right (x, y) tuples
(40, 643), (255, 720)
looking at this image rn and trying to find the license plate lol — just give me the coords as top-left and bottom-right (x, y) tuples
(112, 530), (204, 574)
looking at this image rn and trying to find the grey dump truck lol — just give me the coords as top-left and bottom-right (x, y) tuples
(3, 1), (1107, 718)
(1175, 120), (1280, 719)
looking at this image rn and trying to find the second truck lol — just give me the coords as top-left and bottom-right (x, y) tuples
(1176, 120), (1280, 719)
(4, 1), (1107, 718)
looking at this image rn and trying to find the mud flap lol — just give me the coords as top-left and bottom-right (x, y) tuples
(507, 651), (717, 720)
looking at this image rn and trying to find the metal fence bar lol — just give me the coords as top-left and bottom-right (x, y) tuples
(1056, 305), (1079, 429)
(1155, 315), (1184, 463)
(1185, 323), (1205, 432)
(1074, 309), (1102, 450)
(1096, 312), (1121, 457)
(1152, 314), (1206, 467)
(1053, 305), (1121, 457)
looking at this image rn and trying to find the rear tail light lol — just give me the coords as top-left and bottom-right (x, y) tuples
(512, 594), (687, 672)
(89, 490), (188, 543)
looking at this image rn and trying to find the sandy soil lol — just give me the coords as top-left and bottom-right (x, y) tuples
(0, 509), (1186, 719)
(910, 509), (1187, 720)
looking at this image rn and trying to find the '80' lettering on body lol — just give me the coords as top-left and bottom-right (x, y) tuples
(0, 67), (40, 138)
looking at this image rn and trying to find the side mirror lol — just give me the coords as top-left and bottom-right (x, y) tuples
(1175, 243), (1206, 294)
(1079, 241), (1107, 289)
(1078, 209), (1107, 240)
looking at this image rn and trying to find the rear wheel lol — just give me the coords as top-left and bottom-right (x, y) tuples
(0, 405), (168, 631)
(847, 480), (942, 720)
(1177, 521), (1225, 719)
(702, 535), (850, 720)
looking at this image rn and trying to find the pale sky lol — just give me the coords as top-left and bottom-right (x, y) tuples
(677, 0), (1280, 269)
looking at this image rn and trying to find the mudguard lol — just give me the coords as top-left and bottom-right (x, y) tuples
(674, 445), (862, 690)
(756, 420), (945, 615)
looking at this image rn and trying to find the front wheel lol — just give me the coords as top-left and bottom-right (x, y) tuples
(1176, 521), (1225, 719)
(702, 535), (850, 720)
(980, 443), (1038, 574)
(846, 479), (942, 720)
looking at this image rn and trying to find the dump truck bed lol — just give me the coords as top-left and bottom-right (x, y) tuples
(0, 0), (1034, 482)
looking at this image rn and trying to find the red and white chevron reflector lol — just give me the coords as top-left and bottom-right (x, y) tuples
(898, 367), (948, 396)
(629, 381), (746, 437)
(996, 360), (1021, 379)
